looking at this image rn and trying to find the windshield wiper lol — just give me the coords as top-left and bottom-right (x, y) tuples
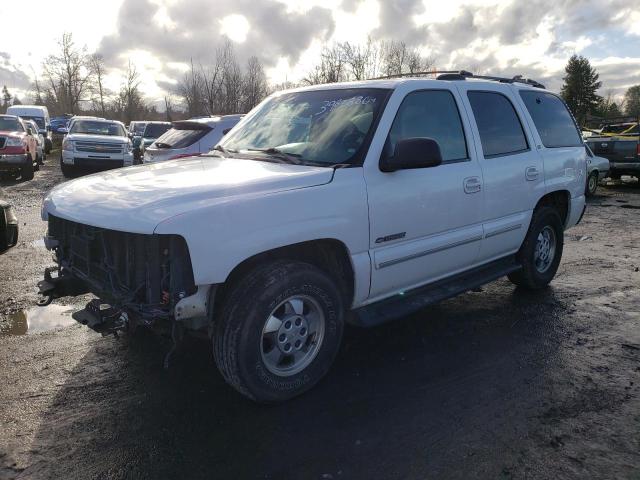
(245, 147), (304, 165)
(205, 145), (239, 158)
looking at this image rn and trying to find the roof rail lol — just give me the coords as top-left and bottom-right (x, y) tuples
(370, 70), (545, 89)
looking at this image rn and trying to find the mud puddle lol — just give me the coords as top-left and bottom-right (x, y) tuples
(0, 304), (76, 335)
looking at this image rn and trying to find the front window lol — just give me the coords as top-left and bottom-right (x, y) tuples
(219, 88), (390, 166)
(0, 117), (23, 132)
(143, 123), (171, 138)
(71, 121), (126, 137)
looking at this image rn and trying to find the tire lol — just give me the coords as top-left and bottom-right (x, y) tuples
(21, 157), (34, 180)
(60, 156), (74, 178)
(213, 260), (345, 403)
(585, 172), (598, 196)
(508, 206), (564, 290)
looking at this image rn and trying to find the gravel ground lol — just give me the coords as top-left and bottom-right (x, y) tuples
(0, 160), (639, 479)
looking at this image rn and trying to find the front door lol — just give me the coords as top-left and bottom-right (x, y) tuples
(365, 88), (485, 300)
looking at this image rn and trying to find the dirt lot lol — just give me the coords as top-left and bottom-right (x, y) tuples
(0, 159), (639, 479)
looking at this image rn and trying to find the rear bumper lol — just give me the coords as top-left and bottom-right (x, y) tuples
(0, 154), (29, 170)
(609, 162), (640, 176)
(566, 194), (586, 229)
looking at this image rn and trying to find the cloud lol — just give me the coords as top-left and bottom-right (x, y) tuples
(98, 0), (335, 71)
(0, 52), (32, 92)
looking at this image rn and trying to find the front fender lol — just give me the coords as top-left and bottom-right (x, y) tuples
(153, 168), (370, 286)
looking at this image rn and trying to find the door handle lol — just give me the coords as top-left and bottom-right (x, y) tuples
(525, 166), (539, 181)
(463, 176), (482, 194)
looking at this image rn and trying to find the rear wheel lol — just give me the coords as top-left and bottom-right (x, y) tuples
(213, 261), (345, 403)
(586, 172), (598, 196)
(21, 156), (34, 180)
(508, 206), (564, 290)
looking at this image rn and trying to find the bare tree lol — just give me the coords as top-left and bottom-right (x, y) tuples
(178, 59), (205, 117)
(243, 56), (268, 111)
(111, 61), (147, 123)
(41, 33), (94, 114)
(303, 44), (347, 85)
(89, 53), (109, 117)
(340, 38), (382, 80)
(164, 95), (176, 121)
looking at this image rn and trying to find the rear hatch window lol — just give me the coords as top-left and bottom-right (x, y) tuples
(153, 122), (212, 149)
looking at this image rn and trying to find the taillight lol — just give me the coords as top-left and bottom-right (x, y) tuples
(169, 153), (201, 160)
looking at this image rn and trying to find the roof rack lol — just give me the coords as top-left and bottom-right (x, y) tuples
(370, 70), (546, 89)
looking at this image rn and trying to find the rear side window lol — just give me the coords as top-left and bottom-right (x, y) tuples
(467, 91), (528, 157)
(387, 90), (468, 162)
(154, 127), (211, 149)
(519, 91), (582, 148)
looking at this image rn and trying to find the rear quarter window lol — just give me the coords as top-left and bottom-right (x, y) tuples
(519, 91), (582, 148)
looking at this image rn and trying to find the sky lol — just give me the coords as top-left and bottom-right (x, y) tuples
(0, 0), (639, 109)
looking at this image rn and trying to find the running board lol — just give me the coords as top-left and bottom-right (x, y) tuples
(352, 256), (521, 327)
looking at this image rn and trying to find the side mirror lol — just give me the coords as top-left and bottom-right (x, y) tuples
(59, 127), (68, 134)
(380, 137), (443, 172)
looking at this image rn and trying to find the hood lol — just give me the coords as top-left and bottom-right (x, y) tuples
(0, 130), (25, 137)
(66, 133), (128, 144)
(43, 157), (334, 233)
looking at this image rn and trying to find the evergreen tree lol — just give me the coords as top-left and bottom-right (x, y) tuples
(624, 85), (640, 117)
(560, 55), (602, 125)
(2, 85), (11, 112)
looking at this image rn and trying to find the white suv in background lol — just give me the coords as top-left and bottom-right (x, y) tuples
(60, 118), (133, 177)
(40, 73), (586, 403)
(143, 115), (243, 163)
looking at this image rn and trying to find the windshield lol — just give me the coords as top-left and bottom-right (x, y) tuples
(143, 123), (171, 138)
(71, 120), (126, 136)
(219, 88), (389, 166)
(20, 116), (45, 129)
(130, 122), (146, 135)
(0, 117), (23, 132)
(154, 125), (210, 149)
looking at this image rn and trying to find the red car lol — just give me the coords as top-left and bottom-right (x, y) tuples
(0, 114), (39, 180)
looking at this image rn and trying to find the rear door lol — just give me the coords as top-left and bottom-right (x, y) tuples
(456, 83), (545, 263)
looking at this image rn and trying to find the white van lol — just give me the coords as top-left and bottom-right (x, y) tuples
(6, 105), (52, 153)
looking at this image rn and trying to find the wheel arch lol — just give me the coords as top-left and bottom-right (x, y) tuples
(534, 190), (570, 226)
(214, 238), (356, 311)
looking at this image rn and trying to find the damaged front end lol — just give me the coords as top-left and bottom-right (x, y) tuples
(38, 214), (199, 337)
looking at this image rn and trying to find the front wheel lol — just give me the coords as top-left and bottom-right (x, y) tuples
(508, 206), (564, 290)
(213, 261), (345, 403)
(21, 157), (34, 180)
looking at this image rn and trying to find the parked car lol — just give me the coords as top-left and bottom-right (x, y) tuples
(60, 118), (133, 177)
(0, 115), (39, 180)
(143, 115), (243, 163)
(23, 119), (46, 164)
(39, 73), (587, 402)
(0, 199), (18, 251)
(6, 105), (52, 153)
(128, 121), (147, 136)
(50, 115), (72, 135)
(62, 116), (105, 135)
(585, 145), (610, 196)
(136, 121), (172, 163)
(585, 136), (639, 181)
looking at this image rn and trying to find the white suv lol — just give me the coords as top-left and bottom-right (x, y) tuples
(39, 73), (586, 402)
(60, 119), (133, 177)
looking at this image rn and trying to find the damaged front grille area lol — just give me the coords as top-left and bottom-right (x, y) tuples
(48, 214), (196, 319)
